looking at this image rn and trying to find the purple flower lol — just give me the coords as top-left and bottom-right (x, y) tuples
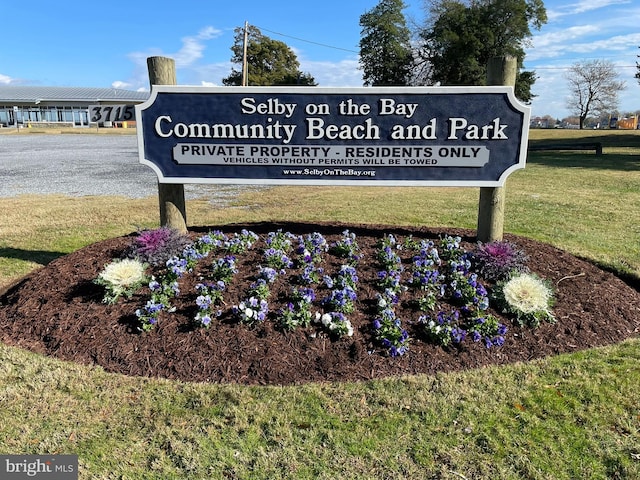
(451, 327), (467, 343)
(473, 240), (528, 282)
(258, 266), (278, 283)
(145, 300), (164, 313)
(183, 245), (205, 262)
(323, 275), (334, 289)
(166, 256), (188, 277)
(168, 281), (180, 296)
(196, 295), (212, 309)
(299, 288), (315, 303)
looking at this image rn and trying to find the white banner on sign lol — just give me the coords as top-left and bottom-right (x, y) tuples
(172, 143), (490, 168)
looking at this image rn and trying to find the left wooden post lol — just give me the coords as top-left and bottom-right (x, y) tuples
(146, 56), (188, 233)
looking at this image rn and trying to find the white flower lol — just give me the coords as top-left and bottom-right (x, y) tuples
(321, 313), (332, 327)
(502, 273), (552, 314)
(98, 258), (147, 290)
(95, 258), (148, 304)
(345, 320), (354, 337)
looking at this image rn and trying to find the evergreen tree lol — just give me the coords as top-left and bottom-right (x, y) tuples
(359, 0), (414, 86)
(419, 0), (546, 102)
(223, 25), (316, 86)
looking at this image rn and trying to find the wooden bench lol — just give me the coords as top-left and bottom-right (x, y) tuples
(528, 142), (602, 156)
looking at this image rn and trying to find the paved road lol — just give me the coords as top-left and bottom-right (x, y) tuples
(0, 133), (260, 202)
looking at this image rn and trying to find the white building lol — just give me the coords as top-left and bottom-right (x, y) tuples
(0, 86), (149, 127)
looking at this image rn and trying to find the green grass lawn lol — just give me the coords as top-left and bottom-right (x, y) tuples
(1, 129), (639, 479)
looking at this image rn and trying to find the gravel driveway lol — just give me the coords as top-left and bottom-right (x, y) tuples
(0, 133), (262, 202)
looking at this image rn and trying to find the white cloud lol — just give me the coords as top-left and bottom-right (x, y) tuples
(531, 25), (600, 50)
(299, 58), (362, 87)
(111, 80), (132, 89)
(0, 73), (15, 85)
(174, 26), (223, 67)
(569, 32), (640, 54)
(186, 56), (363, 88)
(118, 26), (224, 90)
(529, 66), (571, 118)
(547, 0), (631, 21)
(190, 62), (233, 86)
(176, 29), (364, 88)
(528, 29), (640, 62)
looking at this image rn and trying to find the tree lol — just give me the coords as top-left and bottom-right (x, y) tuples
(359, 0), (414, 86)
(565, 59), (626, 129)
(419, 0), (547, 102)
(223, 25), (316, 86)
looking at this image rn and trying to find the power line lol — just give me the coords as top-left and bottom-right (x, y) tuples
(251, 23), (359, 54)
(525, 65), (637, 70)
(247, 23), (639, 72)
(524, 53), (639, 71)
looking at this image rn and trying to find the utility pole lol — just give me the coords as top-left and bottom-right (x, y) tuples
(242, 21), (249, 86)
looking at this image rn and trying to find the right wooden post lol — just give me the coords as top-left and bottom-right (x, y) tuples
(477, 55), (518, 243)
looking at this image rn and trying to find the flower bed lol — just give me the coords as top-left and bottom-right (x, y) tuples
(95, 227), (555, 357)
(3, 221), (640, 385)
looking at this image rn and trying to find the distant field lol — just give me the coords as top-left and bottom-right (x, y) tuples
(528, 127), (640, 147)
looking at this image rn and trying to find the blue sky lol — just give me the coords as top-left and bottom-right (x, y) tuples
(2, 0), (638, 119)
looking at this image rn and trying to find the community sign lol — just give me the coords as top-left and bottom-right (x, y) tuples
(136, 86), (530, 186)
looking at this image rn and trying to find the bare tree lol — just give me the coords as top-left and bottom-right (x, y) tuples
(566, 59), (625, 129)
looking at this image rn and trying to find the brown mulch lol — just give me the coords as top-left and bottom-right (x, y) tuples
(1, 222), (639, 386)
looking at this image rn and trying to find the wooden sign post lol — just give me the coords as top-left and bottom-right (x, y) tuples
(477, 56), (518, 243)
(146, 56), (187, 233)
(138, 56), (529, 239)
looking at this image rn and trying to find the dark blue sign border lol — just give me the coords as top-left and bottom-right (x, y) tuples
(136, 86), (530, 186)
